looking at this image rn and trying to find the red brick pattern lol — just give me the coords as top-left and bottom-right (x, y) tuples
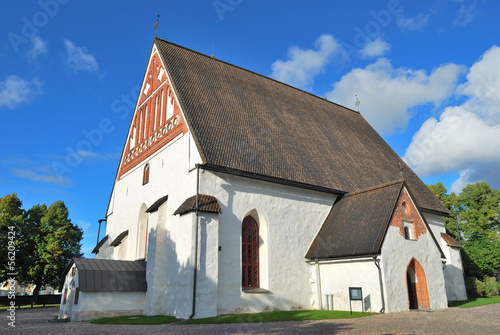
(118, 48), (188, 179)
(390, 187), (427, 240)
(407, 258), (430, 309)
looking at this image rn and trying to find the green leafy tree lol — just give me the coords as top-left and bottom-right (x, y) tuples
(1, 194), (84, 300)
(428, 182), (500, 279)
(18, 201), (83, 299)
(0, 194), (24, 282)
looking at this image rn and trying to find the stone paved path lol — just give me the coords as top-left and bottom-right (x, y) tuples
(1, 304), (499, 334)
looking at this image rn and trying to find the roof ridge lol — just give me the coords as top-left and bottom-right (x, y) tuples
(344, 179), (405, 198)
(153, 37), (360, 115)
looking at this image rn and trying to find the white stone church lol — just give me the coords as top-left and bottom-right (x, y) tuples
(59, 38), (467, 321)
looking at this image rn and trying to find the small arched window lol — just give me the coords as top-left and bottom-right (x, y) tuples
(242, 216), (259, 288)
(142, 163), (150, 185)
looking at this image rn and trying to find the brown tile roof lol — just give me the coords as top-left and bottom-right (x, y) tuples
(306, 181), (403, 259)
(173, 194), (222, 216)
(110, 230), (129, 247)
(441, 233), (462, 248)
(146, 195), (168, 213)
(154, 38), (449, 215)
(91, 235), (108, 254)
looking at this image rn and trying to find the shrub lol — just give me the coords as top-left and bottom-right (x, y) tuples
(484, 276), (500, 296)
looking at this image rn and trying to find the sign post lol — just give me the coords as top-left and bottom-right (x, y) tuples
(349, 287), (364, 315)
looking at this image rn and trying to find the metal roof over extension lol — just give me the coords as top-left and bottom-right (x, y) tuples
(60, 258), (147, 292)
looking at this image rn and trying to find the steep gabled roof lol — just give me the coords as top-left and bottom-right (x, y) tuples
(306, 181), (403, 260)
(154, 38), (448, 215)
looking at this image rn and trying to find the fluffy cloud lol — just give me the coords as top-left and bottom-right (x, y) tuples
(271, 34), (341, 89)
(26, 36), (48, 62)
(359, 38), (391, 58)
(397, 13), (430, 31)
(62, 39), (99, 73)
(0, 75), (43, 109)
(325, 58), (465, 134)
(404, 46), (500, 192)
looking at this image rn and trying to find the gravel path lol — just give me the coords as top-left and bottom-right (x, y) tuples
(1, 304), (499, 334)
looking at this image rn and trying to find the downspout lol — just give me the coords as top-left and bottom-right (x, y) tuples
(189, 164), (200, 319)
(315, 261), (322, 310)
(373, 255), (385, 313)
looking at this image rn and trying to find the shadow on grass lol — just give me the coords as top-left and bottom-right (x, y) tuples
(183, 310), (375, 325)
(87, 315), (178, 325)
(448, 296), (500, 308)
(86, 310), (375, 325)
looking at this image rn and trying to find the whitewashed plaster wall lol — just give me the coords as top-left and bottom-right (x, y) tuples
(424, 213), (467, 301)
(381, 226), (448, 312)
(59, 264), (79, 320)
(443, 246), (467, 301)
(200, 170), (336, 315)
(316, 258), (383, 313)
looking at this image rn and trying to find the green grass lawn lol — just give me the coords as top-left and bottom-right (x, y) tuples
(87, 315), (178, 325)
(448, 295), (500, 308)
(0, 304), (59, 311)
(184, 310), (374, 325)
(87, 310), (373, 325)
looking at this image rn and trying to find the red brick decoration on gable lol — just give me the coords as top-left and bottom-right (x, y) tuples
(118, 49), (188, 179)
(390, 187), (427, 240)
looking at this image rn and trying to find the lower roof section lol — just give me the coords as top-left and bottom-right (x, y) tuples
(60, 258), (147, 292)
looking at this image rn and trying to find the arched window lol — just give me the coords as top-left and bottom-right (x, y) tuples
(242, 216), (259, 288)
(142, 163), (150, 185)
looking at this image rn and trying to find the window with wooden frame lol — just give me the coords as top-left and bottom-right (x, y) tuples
(242, 215), (259, 288)
(142, 163), (150, 185)
(403, 220), (415, 240)
(63, 288), (68, 304)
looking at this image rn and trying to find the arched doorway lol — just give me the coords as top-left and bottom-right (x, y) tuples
(406, 258), (430, 309)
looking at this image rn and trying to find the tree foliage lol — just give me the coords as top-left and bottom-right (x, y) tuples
(428, 182), (500, 279)
(0, 194), (83, 298)
(0, 194), (24, 281)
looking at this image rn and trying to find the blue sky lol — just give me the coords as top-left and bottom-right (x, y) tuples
(1, 0), (499, 257)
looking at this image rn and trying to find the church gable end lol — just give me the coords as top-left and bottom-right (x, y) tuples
(390, 187), (427, 241)
(118, 43), (188, 179)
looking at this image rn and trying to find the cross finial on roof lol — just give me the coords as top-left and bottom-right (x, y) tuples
(155, 14), (160, 37)
(355, 95), (360, 112)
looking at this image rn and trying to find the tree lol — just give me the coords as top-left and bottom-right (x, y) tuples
(428, 182), (500, 279)
(18, 201), (83, 300)
(0, 194), (24, 282)
(0, 194), (83, 301)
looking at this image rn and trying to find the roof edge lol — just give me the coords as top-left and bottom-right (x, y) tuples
(200, 163), (346, 196)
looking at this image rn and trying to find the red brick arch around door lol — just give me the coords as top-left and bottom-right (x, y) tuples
(406, 258), (430, 309)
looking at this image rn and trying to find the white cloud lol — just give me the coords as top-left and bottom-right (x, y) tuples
(26, 36), (48, 62)
(271, 34), (341, 89)
(404, 46), (500, 192)
(454, 3), (476, 27)
(359, 38), (391, 58)
(0, 75), (43, 109)
(397, 13), (430, 31)
(12, 168), (73, 186)
(325, 58), (465, 134)
(62, 39), (99, 73)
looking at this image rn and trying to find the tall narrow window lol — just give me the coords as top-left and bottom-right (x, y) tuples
(143, 163), (150, 185)
(242, 216), (259, 288)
